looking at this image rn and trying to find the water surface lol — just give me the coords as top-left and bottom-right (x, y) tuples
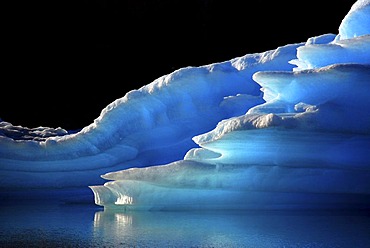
(0, 203), (369, 247)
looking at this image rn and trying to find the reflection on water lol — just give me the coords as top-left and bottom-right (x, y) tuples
(0, 203), (369, 247)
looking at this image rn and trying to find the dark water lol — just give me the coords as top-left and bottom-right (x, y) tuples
(0, 203), (369, 248)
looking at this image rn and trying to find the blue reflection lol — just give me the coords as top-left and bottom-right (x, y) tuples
(1, 203), (369, 247)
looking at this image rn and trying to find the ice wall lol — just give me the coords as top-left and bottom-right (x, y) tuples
(0, 35), (299, 203)
(0, 0), (369, 209)
(89, 0), (370, 210)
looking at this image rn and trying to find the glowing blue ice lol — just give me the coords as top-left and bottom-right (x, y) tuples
(1, 0), (369, 209)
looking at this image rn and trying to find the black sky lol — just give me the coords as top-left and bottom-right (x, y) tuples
(2, 0), (356, 131)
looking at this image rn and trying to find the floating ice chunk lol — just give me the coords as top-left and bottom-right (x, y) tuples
(1, 0), (370, 209)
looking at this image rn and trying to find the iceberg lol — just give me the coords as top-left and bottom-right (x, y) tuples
(0, 0), (369, 210)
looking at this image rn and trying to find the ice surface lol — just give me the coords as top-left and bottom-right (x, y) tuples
(1, 0), (370, 209)
(0, 38), (299, 202)
(338, 0), (370, 40)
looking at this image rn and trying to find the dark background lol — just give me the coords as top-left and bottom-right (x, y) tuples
(2, 0), (356, 131)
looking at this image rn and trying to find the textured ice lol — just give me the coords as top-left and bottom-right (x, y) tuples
(0, 35), (298, 202)
(1, 0), (370, 209)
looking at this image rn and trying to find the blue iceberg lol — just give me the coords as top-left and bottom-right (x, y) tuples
(1, 0), (369, 210)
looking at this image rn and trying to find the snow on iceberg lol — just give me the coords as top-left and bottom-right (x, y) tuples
(0, 0), (369, 209)
(90, 63), (370, 211)
(89, 0), (370, 210)
(0, 32), (299, 203)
